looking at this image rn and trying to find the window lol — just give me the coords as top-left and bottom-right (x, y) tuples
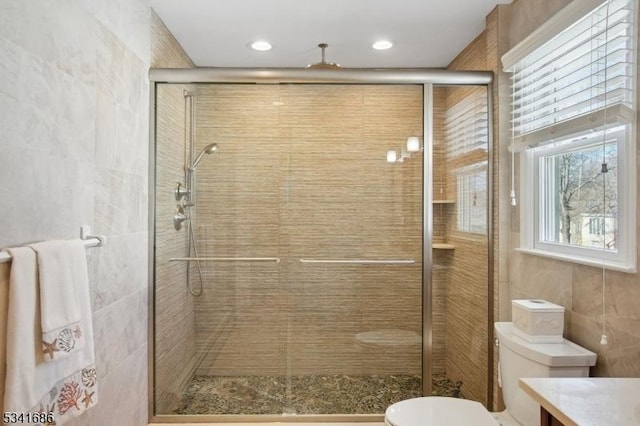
(456, 164), (487, 234)
(444, 89), (489, 235)
(504, 0), (637, 271)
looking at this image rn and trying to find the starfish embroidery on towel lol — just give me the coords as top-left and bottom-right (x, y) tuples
(42, 339), (59, 359)
(81, 390), (95, 408)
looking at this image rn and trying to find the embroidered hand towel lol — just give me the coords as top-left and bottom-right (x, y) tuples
(3, 246), (98, 425)
(29, 240), (88, 361)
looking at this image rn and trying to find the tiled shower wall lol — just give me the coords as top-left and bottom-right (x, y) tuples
(151, 12), (198, 414)
(434, 82), (491, 404)
(432, 87), (448, 376)
(0, 1), (151, 425)
(190, 84), (425, 377)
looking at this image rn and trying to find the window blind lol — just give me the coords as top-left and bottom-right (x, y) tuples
(444, 90), (488, 159)
(506, 0), (635, 151)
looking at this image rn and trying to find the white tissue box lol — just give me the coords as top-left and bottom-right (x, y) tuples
(512, 299), (565, 343)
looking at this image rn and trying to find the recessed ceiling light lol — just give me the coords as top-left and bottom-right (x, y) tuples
(250, 41), (272, 51)
(372, 40), (394, 50)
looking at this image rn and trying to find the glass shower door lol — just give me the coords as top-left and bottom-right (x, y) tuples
(153, 80), (492, 419)
(430, 84), (490, 405)
(282, 84), (424, 414)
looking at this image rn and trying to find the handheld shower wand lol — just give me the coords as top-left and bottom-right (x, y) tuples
(176, 142), (219, 207)
(189, 143), (218, 171)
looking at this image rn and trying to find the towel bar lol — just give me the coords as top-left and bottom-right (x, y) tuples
(299, 259), (416, 265)
(0, 227), (106, 264)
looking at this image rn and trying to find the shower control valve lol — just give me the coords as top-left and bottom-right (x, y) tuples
(175, 182), (190, 201)
(174, 206), (187, 231)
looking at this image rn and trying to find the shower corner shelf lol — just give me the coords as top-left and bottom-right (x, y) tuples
(433, 198), (455, 249)
(432, 243), (455, 250)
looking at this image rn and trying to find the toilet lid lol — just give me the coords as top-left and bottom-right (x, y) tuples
(385, 397), (498, 426)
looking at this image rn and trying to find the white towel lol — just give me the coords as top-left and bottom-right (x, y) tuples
(3, 246), (98, 425)
(29, 240), (89, 362)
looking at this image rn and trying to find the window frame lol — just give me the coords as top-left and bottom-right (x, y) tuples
(455, 162), (488, 235)
(519, 126), (636, 272)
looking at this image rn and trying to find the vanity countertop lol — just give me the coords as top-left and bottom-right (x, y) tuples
(519, 377), (640, 426)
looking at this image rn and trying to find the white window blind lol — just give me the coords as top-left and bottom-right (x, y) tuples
(444, 90), (488, 159)
(506, 0), (635, 151)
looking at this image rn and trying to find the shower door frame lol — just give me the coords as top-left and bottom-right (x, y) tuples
(148, 68), (494, 423)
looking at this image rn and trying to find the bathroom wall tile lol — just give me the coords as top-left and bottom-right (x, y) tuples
(93, 167), (148, 237)
(151, 11), (195, 68)
(86, 232), (148, 311)
(570, 311), (640, 377)
(498, 280), (511, 320)
(76, 0), (151, 65)
(0, 1), (150, 424)
(507, 0), (571, 51)
(572, 265), (640, 341)
(95, 90), (149, 174)
(0, 0), (99, 86)
(187, 84), (424, 380)
(92, 288), (148, 380)
(94, 25), (149, 114)
(0, 146), (95, 247)
(510, 254), (573, 308)
(66, 344), (148, 426)
(0, 37), (96, 162)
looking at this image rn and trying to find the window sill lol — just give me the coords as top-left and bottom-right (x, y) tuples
(515, 247), (637, 273)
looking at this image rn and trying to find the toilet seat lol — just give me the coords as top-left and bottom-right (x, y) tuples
(385, 397), (499, 426)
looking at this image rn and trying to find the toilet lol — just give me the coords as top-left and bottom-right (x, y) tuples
(385, 321), (597, 426)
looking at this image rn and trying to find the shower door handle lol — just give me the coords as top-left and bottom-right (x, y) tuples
(169, 257), (281, 263)
(298, 259), (415, 265)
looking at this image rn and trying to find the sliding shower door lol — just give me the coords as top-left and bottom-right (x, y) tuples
(282, 85), (424, 414)
(431, 84), (491, 405)
(153, 83), (425, 416)
(151, 77), (493, 419)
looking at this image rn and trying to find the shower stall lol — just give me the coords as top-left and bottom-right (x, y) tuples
(149, 69), (493, 422)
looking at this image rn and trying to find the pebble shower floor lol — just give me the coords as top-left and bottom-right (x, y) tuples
(174, 374), (462, 415)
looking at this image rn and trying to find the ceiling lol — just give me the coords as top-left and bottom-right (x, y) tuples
(150, 0), (512, 68)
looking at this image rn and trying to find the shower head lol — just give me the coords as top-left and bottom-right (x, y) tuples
(306, 43), (341, 70)
(190, 143), (218, 171)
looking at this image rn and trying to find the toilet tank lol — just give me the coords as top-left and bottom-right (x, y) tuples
(495, 322), (596, 426)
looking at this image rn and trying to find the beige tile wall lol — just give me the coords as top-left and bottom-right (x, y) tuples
(151, 12), (198, 415)
(502, 0), (640, 381)
(191, 84), (424, 377)
(443, 34), (492, 404)
(151, 11), (195, 68)
(449, 0), (640, 410)
(432, 87), (450, 376)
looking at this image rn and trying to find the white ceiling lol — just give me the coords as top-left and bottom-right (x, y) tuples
(150, 0), (512, 68)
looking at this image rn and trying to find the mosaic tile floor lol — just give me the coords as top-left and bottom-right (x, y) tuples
(174, 374), (461, 415)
